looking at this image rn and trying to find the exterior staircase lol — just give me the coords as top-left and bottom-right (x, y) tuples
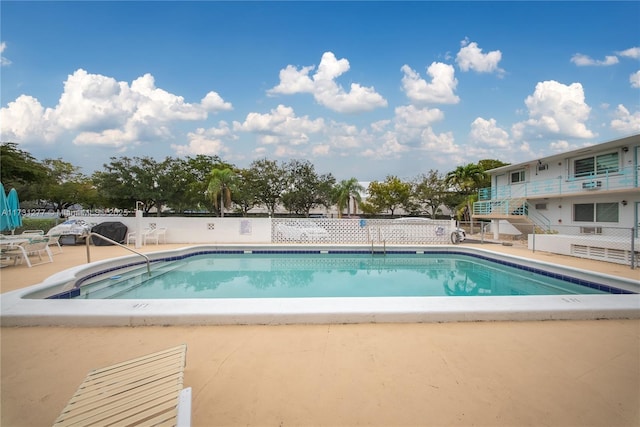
(472, 198), (550, 234)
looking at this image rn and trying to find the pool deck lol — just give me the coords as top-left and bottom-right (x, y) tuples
(1, 242), (639, 426)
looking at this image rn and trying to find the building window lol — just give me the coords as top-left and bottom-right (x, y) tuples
(574, 152), (619, 178)
(573, 202), (619, 223)
(510, 170), (525, 183)
(534, 203), (547, 210)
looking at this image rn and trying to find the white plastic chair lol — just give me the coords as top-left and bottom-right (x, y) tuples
(146, 227), (167, 245)
(127, 228), (154, 245)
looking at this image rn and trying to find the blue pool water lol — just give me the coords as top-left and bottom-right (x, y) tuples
(74, 252), (616, 299)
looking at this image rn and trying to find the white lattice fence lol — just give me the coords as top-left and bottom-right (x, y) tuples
(271, 218), (455, 244)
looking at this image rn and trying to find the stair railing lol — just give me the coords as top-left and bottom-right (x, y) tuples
(85, 232), (151, 277)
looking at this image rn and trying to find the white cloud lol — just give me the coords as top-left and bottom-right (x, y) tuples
(311, 144), (331, 156)
(201, 91), (233, 112)
(361, 132), (408, 159)
(511, 80), (594, 140)
(416, 128), (458, 154)
(0, 69), (232, 149)
(630, 70), (640, 89)
(570, 53), (619, 66)
(53, 69), (133, 132)
(549, 140), (574, 152)
(235, 104), (325, 147)
(171, 122), (235, 156)
(400, 62), (460, 105)
(0, 95), (52, 142)
(610, 104), (640, 134)
(325, 121), (363, 150)
(359, 108), (458, 163)
(469, 118), (510, 148)
(267, 52), (387, 113)
(268, 65), (315, 95)
(394, 105), (444, 129)
(616, 47), (640, 59)
(456, 39), (504, 75)
(0, 41), (11, 66)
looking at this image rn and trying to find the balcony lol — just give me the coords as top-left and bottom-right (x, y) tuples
(477, 164), (639, 201)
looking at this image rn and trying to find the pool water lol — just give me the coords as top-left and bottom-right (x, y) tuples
(76, 253), (610, 299)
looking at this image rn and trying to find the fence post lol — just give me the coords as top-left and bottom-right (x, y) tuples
(631, 227), (636, 270)
(531, 225), (536, 253)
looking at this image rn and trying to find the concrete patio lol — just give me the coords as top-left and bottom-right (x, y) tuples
(1, 242), (638, 426)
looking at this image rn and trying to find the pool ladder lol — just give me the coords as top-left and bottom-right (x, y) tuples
(85, 232), (151, 277)
(371, 240), (386, 255)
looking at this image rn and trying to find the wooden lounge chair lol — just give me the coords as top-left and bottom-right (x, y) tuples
(53, 344), (191, 427)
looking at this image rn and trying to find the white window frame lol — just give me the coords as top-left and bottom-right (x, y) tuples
(573, 152), (619, 178)
(510, 170), (525, 184)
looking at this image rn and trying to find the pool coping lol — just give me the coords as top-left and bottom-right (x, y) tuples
(1, 244), (639, 326)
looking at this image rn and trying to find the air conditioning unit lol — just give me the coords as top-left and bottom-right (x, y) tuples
(580, 226), (602, 235)
(582, 180), (602, 190)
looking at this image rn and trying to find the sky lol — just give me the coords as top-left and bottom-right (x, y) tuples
(1, 1), (639, 182)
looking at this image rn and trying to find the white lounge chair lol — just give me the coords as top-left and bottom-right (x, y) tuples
(21, 229), (45, 236)
(1, 236), (54, 268)
(45, 232), (63, 254)
(53, 344), (191, 427)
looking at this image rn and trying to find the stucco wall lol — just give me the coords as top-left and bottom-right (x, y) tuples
(78, 216), (273, 244)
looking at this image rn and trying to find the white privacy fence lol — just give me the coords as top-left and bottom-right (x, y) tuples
(72, 216), (459, 245)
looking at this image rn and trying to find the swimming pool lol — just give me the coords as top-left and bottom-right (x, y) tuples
(1, 245), (638, 326)
(73, 252), (617, 299)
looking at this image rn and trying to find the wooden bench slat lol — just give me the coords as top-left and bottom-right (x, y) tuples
(56, 381), (182, 425)
(53, 345), (188, 427)
(88, 348), (186, 380)
(59, 387), (181, 426)
(89, 345), (186, 376)
(68, 367), (184, 405)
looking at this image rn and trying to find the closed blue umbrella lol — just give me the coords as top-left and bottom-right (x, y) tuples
(0, 183), (11, 232)
(7, 188), (22, 231)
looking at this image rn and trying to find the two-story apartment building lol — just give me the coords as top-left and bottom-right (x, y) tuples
(473, 133), (639, 265)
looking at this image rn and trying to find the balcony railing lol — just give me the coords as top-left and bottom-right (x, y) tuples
(477, 164), (639, 201)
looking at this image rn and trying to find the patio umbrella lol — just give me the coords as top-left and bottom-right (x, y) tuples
(0, 183), (12, 232)
(7, 188), (22, 231)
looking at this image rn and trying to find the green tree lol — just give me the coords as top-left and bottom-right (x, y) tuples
(233, 168), (260, 216)
(0, 142), (48, 201)
(182, 155), (234, 212)
(362, 176), (412, 216)
(92, 157), (137, 210)
(412, 170), (447, 218)
(332, 178), (364, 218)
(207, 167), (238, 217)
(248, 159), (287, 216)
(281, 159), (335, 216)
(40, 159), (94, 210)
(92, 156), (162, 213)
(445, 164), (484, 221)
(477, 159), (509, 188)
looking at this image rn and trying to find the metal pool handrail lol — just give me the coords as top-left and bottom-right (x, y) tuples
(85, 232), (151, 277)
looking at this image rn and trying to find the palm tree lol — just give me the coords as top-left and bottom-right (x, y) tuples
(445, 164), (484, 222)
(206, 167), (238, 217)
(333, 178), (364, 218)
